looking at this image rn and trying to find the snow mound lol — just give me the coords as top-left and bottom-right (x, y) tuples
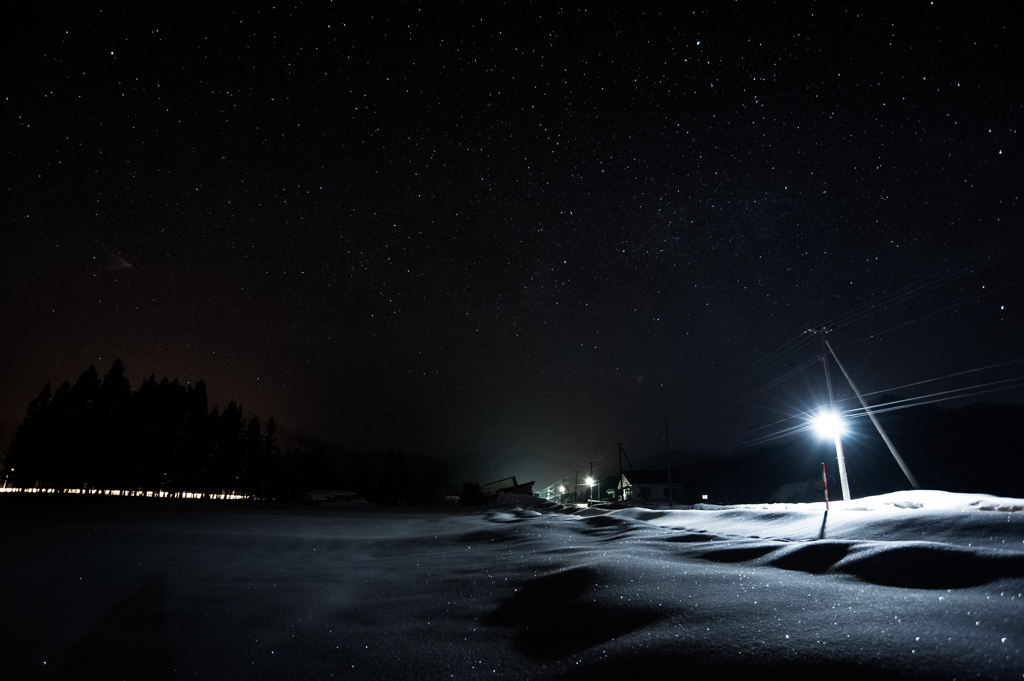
(832, 541), (1024, 588)
(6, 491), (1024, 679)
(725, 489), (1024, 513)
(687, 538), (1024, 589)
(605, 490), (1024, 591)
(481, 566), (663, 661)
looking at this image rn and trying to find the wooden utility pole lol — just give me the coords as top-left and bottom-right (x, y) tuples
(810, 327), (851, 501)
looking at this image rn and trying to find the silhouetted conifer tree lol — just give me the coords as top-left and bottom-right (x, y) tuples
(5, 383), (53, 487)
(58, 365), (102, 492)
(98, 359), (134, 492)
(243, 416), (262, 493)
(6, 360), (281, 499)
(213, 401), (246, 493)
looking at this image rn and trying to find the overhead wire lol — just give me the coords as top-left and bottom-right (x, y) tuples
(738, 331), (817, 379)
(842, 375), (1024, 418)
(730, 356), (820, 406)
(834, 277), (1023, 351)
(851, 376), (1024, 413)
(834, 357), (1024, 407)
(729, 239), (1020, 405)
(728, 375), (1024, 452)
(720, 402), (824, 447)
(815, 239), (1023, 333)
(726, 236), (1023, 452)
(729, 420), (817, 450)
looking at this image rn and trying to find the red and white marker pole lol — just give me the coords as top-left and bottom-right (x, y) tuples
(822, 462), (829, 511)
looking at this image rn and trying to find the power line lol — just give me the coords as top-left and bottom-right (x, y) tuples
(738, 332), (816, 379)
(835, 357), (1024, 407)
(730, 239), (1020, 397)
(718, 237), (1023, 457)
(729, 375), (1024, 452)
(835, 278), (1023, 351)
(815, 239), (1023, 333)
(730, 356), (820, 406)
(729, 420), (817, 450)
(847, 381), (1024, 417)
(842, 375), (1024, 417)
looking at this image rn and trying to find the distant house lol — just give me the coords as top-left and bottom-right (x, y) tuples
(480, 476), (535, 499)
(619, 471), (683, 503)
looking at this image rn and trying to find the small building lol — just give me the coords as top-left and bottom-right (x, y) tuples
(480, 476), (535, 499)
(619, 471), (683, 503)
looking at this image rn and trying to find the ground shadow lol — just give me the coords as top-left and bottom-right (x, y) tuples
(58, 573), (174, 680)
(694, 544), (779, 563)
(483, 567), (663, 661)
(834, 543), (1024, 589)
(663, 532), (720, 543)
(770, 540), (852, 574)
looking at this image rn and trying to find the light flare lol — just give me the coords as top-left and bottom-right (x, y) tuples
(811, 410), (846, 439)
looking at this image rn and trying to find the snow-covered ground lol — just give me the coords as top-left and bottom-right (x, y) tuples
(2, 490), (1022, 679)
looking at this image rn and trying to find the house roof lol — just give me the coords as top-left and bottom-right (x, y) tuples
(480, 477), (518, 495)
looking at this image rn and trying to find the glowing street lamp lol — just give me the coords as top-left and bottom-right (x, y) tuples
(585, 476), (594, 504)
(811, 408), (850, 502)
(811, 410), (846, 440)
(807, 327), (852, 502)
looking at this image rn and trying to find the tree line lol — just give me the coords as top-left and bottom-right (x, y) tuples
(2, 360), (452, 504)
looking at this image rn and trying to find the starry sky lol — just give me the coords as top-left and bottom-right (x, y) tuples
(3, 2), (1022, 487)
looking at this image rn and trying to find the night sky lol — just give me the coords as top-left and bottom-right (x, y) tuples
(4, 3), (1022, 487)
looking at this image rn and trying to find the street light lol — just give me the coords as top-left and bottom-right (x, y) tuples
(585, 476), (594, 505)
(811, 410), (846, 439)
(810, 408), (850, 501)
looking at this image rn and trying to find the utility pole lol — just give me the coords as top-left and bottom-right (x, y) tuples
(589, 461), (594, 504)
(665, 417), (674, 506)
(810, 327), (851, 501)
(617, 442), (645, 502)
(618, 443), (623, 499)
(825, 339), (919, 489)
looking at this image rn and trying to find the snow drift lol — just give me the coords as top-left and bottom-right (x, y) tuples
(2, 490), (1022, 679)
